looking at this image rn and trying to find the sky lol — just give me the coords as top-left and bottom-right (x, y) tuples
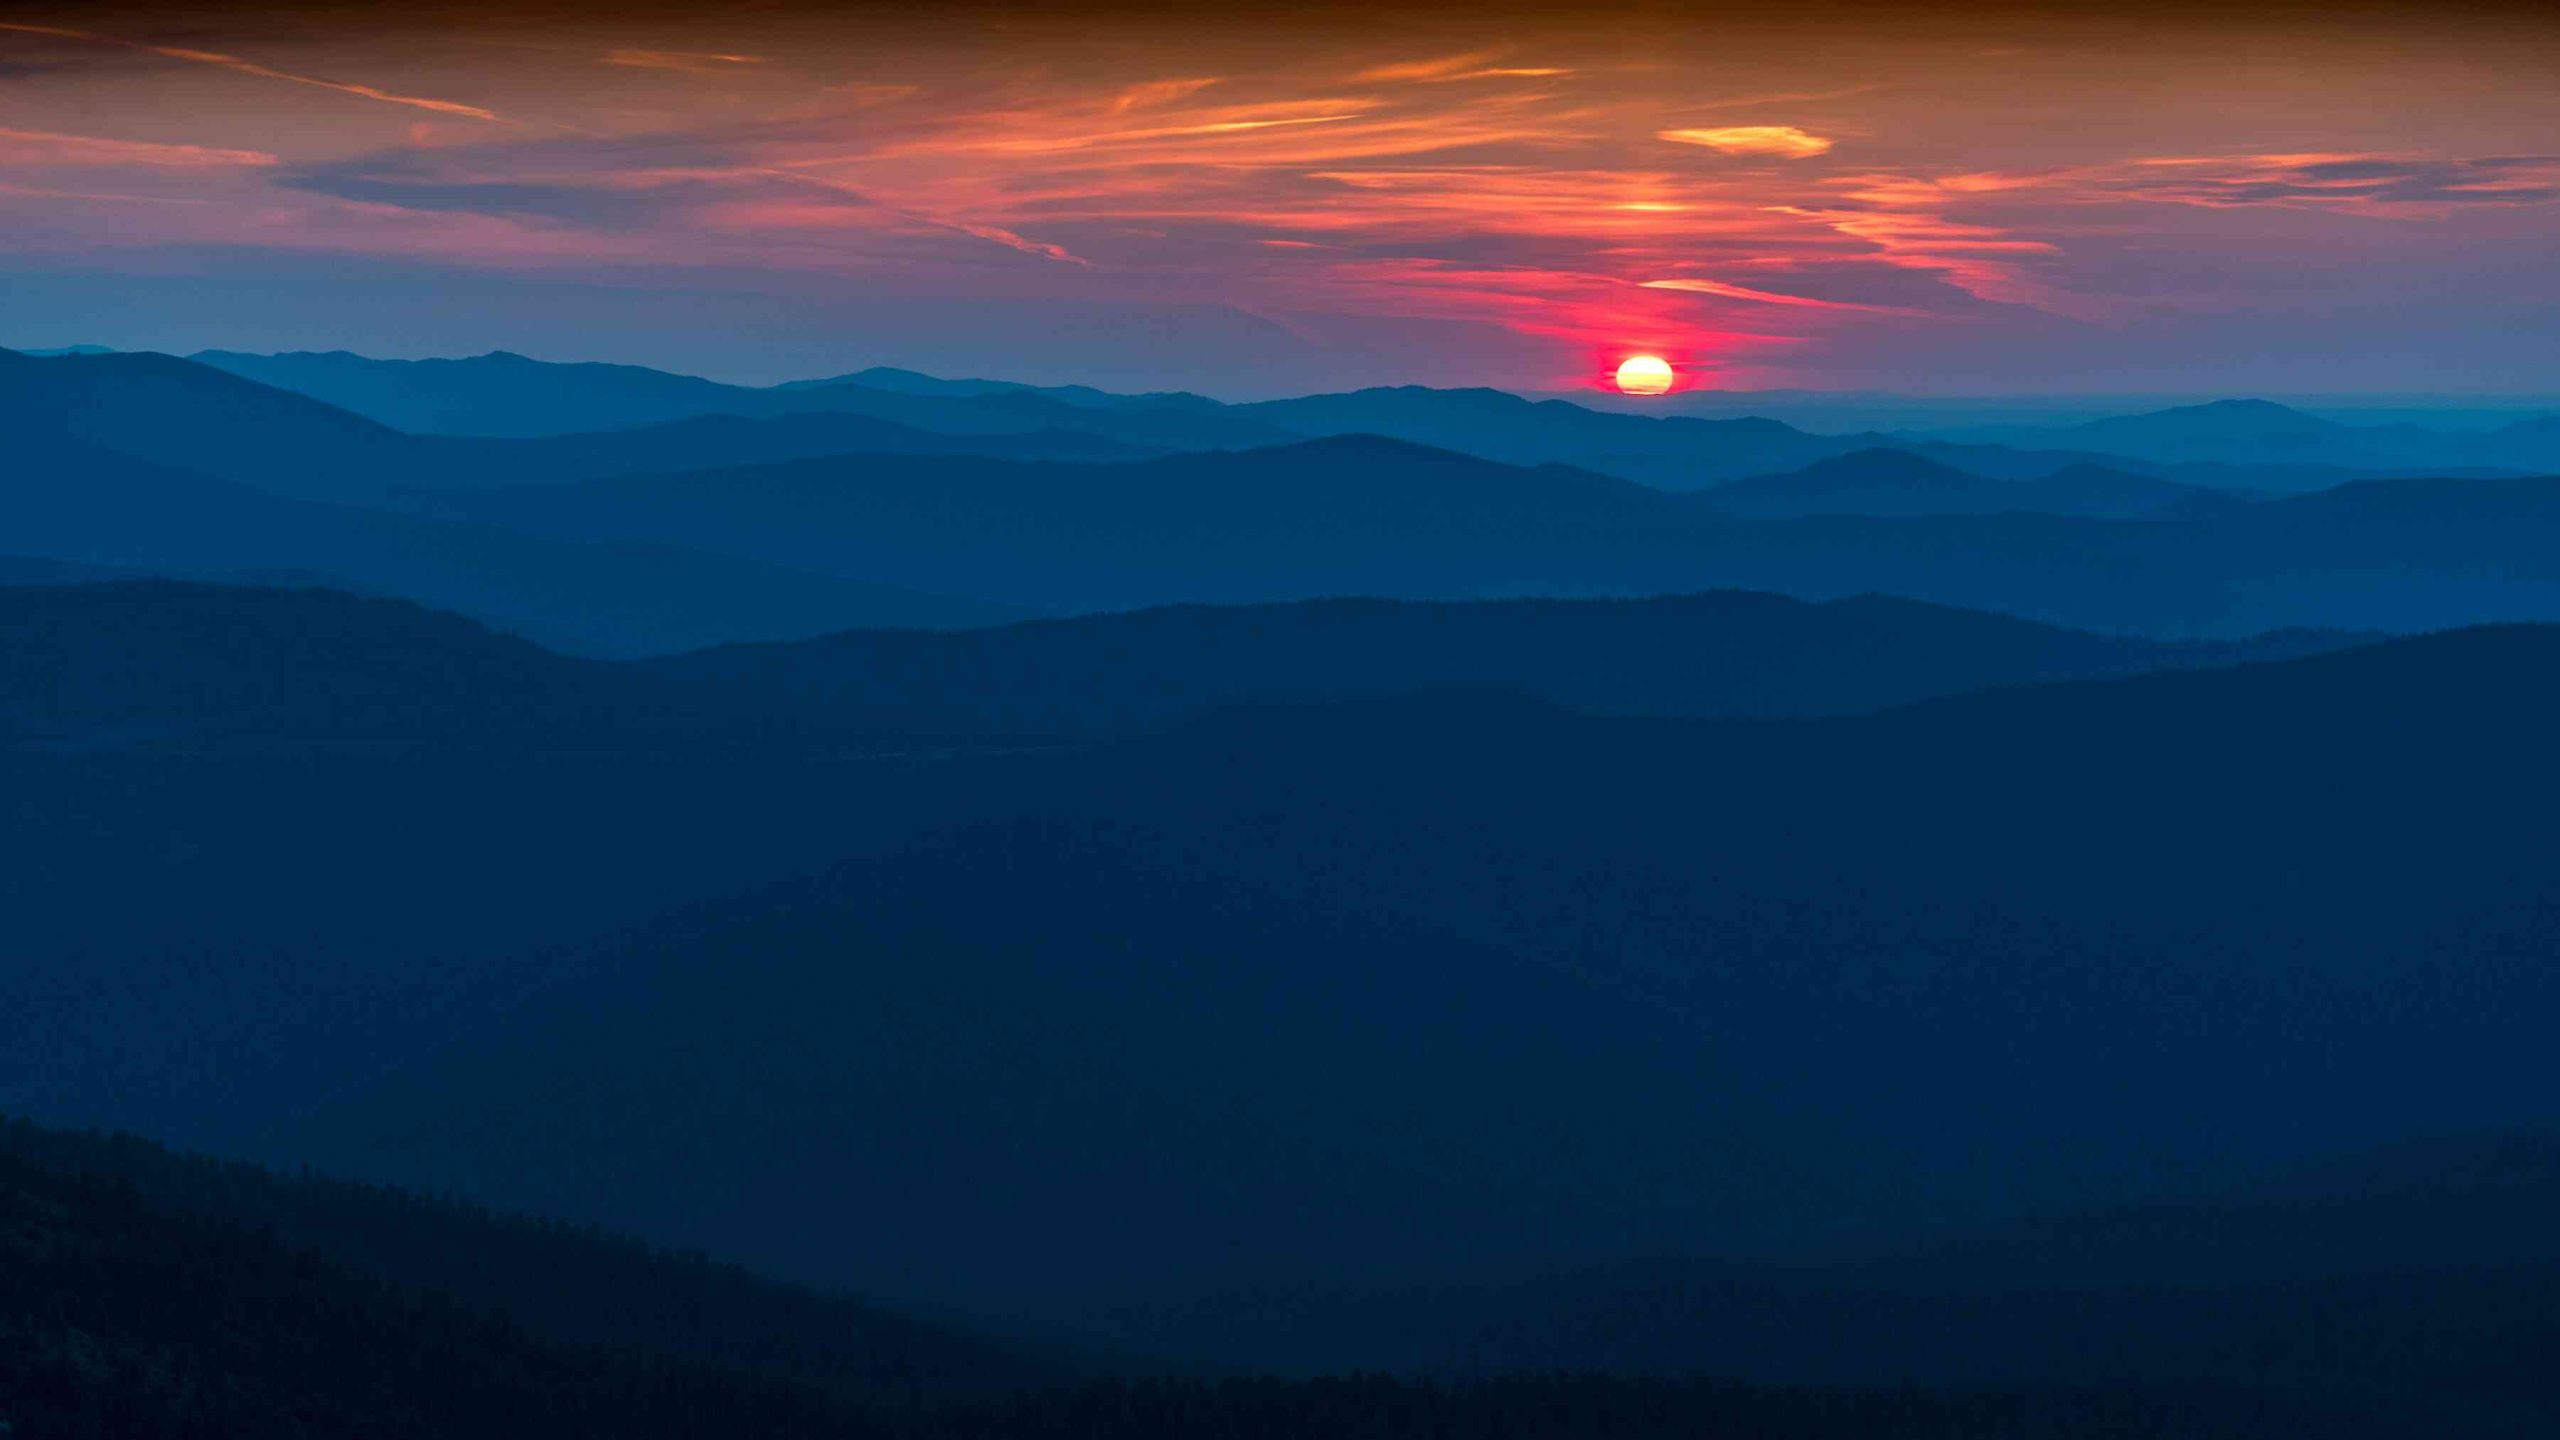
(4, 0), (2558, 395)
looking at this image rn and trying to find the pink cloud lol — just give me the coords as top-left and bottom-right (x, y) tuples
(0, 127), (277, 169)
(1638, 277), (1918, 314)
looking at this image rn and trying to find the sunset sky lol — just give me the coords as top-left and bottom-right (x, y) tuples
(5, 1), (2557, 394)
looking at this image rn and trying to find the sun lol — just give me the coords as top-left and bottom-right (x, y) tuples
(1614, 354), (1675, 396)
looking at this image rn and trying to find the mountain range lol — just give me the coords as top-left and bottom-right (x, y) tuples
(180, 345), (2539, 490)
(17, 347), (2560, 657)
(1115, 1129), (2560, 1393)
(190, 347), (1300, 452)
(38, 1111), (2464, 1439)
(413, 435), (2560, 637)
(1890, 397), (2560, 474)
(11, 579), (2552, 1338)
(10, 323), (2560, 1436)
(1698, 449), (2221, 519)
(0, 580), (2365, 753)
(250, 626), (2558, 1327)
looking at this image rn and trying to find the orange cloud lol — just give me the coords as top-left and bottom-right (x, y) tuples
(1355, 51), (1569, 83)
(1355, 51), (1495, 82)
(55, 17), (2519, 370)
(600, 50), (767, 74)
(1107, 77), (1227, 112)
(1659, 125), (1834, 158)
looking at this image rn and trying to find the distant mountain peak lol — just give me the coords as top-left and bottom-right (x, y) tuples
(1798, 446), (1974, 478)
(2193, 397), (2307, 416)
(1246, 431), (1481, 462)
(1715, 447), (1983, 498)
(1332, 384), (1533, 409)
(2074, 397), (2341, 441)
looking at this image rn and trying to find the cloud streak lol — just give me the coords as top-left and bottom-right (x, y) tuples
(1659, 125), (1834, 158)
(0, 21), (501, 120)
(0, 127), (277, 169)
(1639, 277), (1917, 314)
(2110, 153), (2560, 210)
(600, 50), (767, 74)
(8, 10), (2558, 390)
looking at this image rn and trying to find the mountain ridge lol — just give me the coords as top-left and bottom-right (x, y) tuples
(248, 625), (2560, 1325)
(0, 580), (2374, 754)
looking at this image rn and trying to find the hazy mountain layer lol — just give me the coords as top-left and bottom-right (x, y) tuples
(171, 347), (2494, 492)
(3, 431), (1021, 655)
(21, 349), (2559, 655)
(421, 437), (2560, 637)
(187, 347), (1297, 450)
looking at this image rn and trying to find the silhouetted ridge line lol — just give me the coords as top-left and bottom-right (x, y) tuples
(0, 581), (2376, 755)
(0, 1115), (1065, 1401)
(1, 1119), (2321, 1440)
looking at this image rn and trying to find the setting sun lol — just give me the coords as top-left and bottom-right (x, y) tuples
(1614, 354), (1674, 396)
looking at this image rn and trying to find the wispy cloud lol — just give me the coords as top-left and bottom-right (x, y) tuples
(600, 50), (767, 75)
(0, 21), (501, 120)
(1678, 84), (1886, 111)
(1777, 202), (2071, 312)
(2110, 152), (2560, 210)
(0, 178), (215, 204)
(1659, 125), (1834, 158)
(1107, 77), (1226, 112)
(1639, 276), (1915, 314)
(15, 10), (2553, 388)
(1832, 152), (2560, 219)
(1354, 51), (1570, 84)
(0, 127), (276, 169)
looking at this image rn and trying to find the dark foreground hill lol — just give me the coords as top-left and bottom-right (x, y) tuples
(1112, 1130), (2560, 1384)
(9, 598), (2549, 1294)
(0, 582), (2365, 756)
(0, 1118), (1059, 1406)
(0, 1151), (2243, 1440)
(0, 579), (2357, 1153)
(236, 628), (2560, 1329)
(6, 607), (2558, 1429)
(1, 1118), (2539, 1439)
(0, 1147), (887, 1440)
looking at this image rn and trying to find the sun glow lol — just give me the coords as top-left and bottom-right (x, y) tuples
(1614, 354), (1674, 395)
